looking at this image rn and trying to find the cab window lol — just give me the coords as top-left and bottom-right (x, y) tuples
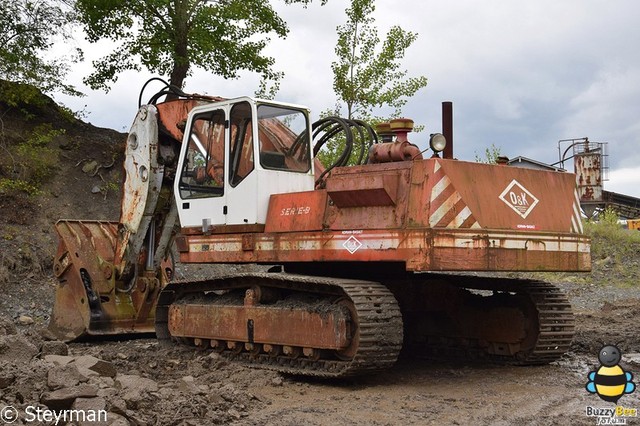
(178, 109), (225, 199)
(257, 105), (310, 172)
(229, 102), (254, 187)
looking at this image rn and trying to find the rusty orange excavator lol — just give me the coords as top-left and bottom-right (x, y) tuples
(50, 81), (590, 377)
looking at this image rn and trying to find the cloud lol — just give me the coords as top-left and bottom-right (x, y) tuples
(52, 0), (640, 199)
(607, 167), (640, 199)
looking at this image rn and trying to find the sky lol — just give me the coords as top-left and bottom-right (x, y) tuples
(54, 0), (640, 198)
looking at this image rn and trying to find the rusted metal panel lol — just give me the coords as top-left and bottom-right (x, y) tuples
(177, 157), (590, 273)
(264, 190), (327, 233)
(574, 152), (603, 202)
(324, 162), (411, 230)
(49, 220), (162, 341)
(406, 160), (431, 227)
(326, 173), (399, 207)
(168, 303), (349, 349)
(425, 159), (578, 232)
(178, 228), (591, 272)
(155, 98), (223, 142)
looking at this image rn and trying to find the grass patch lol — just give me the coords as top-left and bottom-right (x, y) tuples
(582, 207), (640, 287)
(0, 123), (63, 196)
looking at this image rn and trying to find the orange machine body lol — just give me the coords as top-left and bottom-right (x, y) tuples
(175, 158), (589, 273)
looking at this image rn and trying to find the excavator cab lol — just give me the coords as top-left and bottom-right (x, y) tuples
(175, 98), (315, 230)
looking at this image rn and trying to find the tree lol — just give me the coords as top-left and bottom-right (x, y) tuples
(331, 0), (427, 120)
(76, 0), (327, 92)
(0, 0), (81, 98)
(474, 143), (502, 164)
(317, 0), (427, 167)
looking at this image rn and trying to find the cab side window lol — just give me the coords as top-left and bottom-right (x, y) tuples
(178, 110), (225, 199)
(257, 105), (310, 173)
(229, 102), (254, 187)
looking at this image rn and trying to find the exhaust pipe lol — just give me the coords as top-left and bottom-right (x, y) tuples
(442, 101), (453, 159)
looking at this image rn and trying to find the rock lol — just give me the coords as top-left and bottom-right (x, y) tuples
(43, 354), (75, 366)
(47, 363), (87, 390)
(228, 409), (242, 420)
(91, 185), (102, 194)
(41, 384), (99, 410)
(72, 397), (108, 426)
(104, 412), (129, 426)
(178, 375), (203, 394)
(116, 374), (158, 392)
(0, 371), (16, 388)
(96, 386), (118, 399)
(115, 374), (158, 408)
(40, 341), (69, 356)
(0, 318), (17, 335)
(271, 377), (283, 387)
(220, 384), (237, 402)
(74, 355), (117, 378)
(18, 315), (34, 325)
(96, 376), (115, 388)
(108, 396), (128, 414)
(82, 160), (98, 174)
(39, 327), (58, 341)
(207, 390), (225, 405)
(116, 352), (128, 360)
(124, 411), (147, 426)
(0, 334), (39, 362)
(624, 353), (640, 366)
(249, 392), (268, 403)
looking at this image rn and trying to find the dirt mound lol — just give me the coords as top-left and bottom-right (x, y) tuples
(0, 80), (126, 324)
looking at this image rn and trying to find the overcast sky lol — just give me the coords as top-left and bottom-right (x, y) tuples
(55, 0), (640, 198)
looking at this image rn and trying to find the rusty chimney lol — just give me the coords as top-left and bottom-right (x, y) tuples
(442, 101), (453, 159)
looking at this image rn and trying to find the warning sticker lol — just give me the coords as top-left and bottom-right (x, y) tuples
(343, 235), (363, 254)
(499, 179), (539, 219)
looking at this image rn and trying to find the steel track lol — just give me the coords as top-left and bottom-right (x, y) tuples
(401, 274), (575, 365)
(156, 272), (574, 376)
(155, 273), (404, 377)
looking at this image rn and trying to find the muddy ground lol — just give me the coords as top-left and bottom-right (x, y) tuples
(1, 82), (639, 425)
(0, 282), (638, 426)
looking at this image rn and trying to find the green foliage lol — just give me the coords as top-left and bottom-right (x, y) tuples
(0, 0), (81, 97)
(0, 124), (63, 196)
(0, 178), (42, 196)
(474, 143), (502, 164)
(318, 0), (427, 166)
(1, 81), (47, 110)
(58, 103), (88, 122)
(255, 71), (284, 100)
(76, 0), (325, 91)
(582, 207), (640, 287)
(523, 209), (640, 287)
(331, 0), (428, 120)
(583, 207), (640, 252)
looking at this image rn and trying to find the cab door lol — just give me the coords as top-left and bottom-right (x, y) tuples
(175, 107), (228, 229)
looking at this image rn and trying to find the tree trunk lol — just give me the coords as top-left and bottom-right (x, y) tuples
(167, 0), (190, 100)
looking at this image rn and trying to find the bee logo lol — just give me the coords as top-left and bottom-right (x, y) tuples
(586, 344), (636, 403)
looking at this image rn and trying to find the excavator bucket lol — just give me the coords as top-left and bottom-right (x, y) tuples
(49, 220), (164, 341)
